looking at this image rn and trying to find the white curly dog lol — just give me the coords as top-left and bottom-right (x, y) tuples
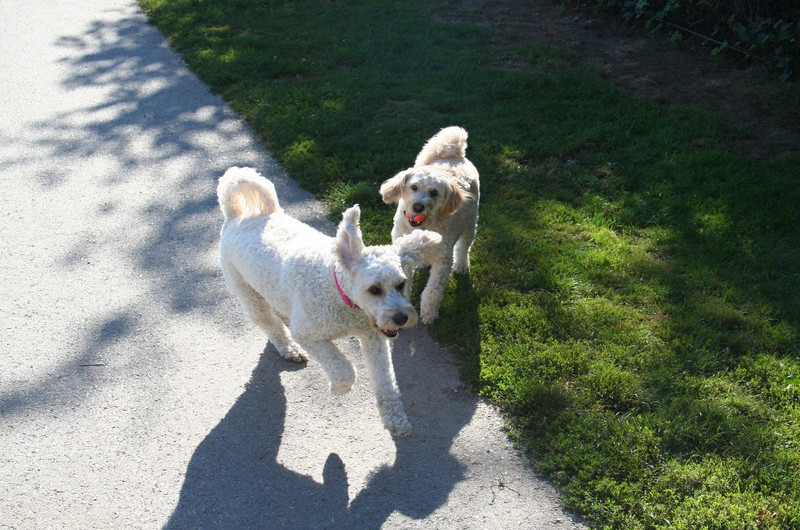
(217, 167), (441, 435)
(380, 126), (480, 324)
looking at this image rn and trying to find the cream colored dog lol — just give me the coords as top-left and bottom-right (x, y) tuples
(218, 167), (441, 435)
(380, 126), (480, 324)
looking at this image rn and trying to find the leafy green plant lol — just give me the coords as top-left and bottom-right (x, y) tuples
(576, 0), (800, 80)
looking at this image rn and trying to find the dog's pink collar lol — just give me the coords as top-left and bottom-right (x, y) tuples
(333, 266), (360, 309)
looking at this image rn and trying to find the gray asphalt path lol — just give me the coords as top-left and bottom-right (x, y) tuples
(0, 1), (585, 528)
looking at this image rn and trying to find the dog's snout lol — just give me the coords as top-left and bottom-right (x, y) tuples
(412, 203), (425, 213)
(392, 313), (409, 326)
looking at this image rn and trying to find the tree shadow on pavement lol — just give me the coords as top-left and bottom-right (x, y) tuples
(0, 9), (256, 417)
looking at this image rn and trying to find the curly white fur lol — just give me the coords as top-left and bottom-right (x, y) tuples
(218, 167), (441, 435)
(380, 126), (480, 324)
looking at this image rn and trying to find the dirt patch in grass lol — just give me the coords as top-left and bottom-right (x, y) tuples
(466, 0), (799, 159)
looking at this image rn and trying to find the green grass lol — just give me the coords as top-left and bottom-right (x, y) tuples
(139, 0), (800, 526)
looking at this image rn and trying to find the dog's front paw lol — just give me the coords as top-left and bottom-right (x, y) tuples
(286, 345), (309, 363)
(382, 402), (412, 436)
(420, 290), (441, 325)
(452, 262), (470, 275)
(275, 342), (309, 363)
(420, 307), (439, 325)
(330, 380), (353, 396)
(387, 416), (412, 437)
(292, 352), (310, 363)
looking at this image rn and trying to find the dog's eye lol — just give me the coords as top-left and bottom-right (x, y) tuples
(367, 286), (382, 296)
(396, 281), (406, 292)
(410, 184), (418, 191)
(429, 189), (439, 197)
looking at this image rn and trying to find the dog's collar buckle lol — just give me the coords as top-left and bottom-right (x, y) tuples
(333, 266), (360, 309)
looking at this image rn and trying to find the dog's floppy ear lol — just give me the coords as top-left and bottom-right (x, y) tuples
(440, 182), (471, 217)
(379, 170), (411, 204)
(394, 230), (443, 268)
(336, 205), (365, 269)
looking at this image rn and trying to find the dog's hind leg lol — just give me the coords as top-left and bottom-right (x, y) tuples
(293, 338), (356, 396)
(249, 301), (309, 363)
(359, 334), (410, 435)
(222, 264), (308, 362)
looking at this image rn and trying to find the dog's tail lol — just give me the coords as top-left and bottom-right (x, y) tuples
(414, 126), (468, 167)
(217, 167), (281, 221)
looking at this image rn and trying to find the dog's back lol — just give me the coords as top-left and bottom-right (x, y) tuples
(414, 126), (468, 167)
(218, 166), (281, 222)
(218, 167), (333, 315)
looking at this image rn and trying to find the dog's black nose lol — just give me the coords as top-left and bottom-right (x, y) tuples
(392, 313), (409, 326)
(412, 203), (424, 213)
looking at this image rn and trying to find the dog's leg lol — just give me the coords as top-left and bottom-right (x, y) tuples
(391, 217), (416, 299)
(420, 252), (453, 325)
(359, 333), (411, 436)
(252, 305), (310, 363)
(402, 262), (415, 299)
(222, 264), (308, 362)
(452, 226), (476, 275)
(294, 338), (357, 396)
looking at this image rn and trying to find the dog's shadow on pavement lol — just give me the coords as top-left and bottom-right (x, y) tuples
(164, 350), (350, 528)
(165, 330), (474, 529)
